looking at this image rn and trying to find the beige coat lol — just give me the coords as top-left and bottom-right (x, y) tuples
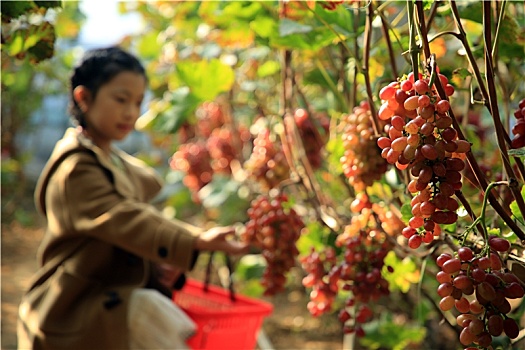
(17, 128), (202, 349)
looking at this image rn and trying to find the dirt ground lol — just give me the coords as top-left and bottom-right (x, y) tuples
(1, 218), (343, 350)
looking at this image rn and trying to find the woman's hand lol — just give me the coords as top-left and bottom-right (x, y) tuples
(195, 226), (249, 255)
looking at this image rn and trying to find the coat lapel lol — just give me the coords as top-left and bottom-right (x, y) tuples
(77, 132), (138, 200)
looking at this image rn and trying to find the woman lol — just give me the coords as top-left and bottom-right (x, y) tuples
(17, 46), (248, 349)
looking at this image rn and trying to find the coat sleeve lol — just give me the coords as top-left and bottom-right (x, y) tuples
(49, 153), (201, 271)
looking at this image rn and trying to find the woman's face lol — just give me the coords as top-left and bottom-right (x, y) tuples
(82, 71), (146, 151)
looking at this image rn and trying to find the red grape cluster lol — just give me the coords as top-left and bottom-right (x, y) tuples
(511, 98), (525, 149)
(241, 193), (305, 296)
(171, 101), (253, 200)
(169, 141), (213, 200)
(293, 108), (327, 169)
(244, 127), (291, 190)
(206, 127), (236, 174)
(300, 193), (393, 337)
(300, 247), (338, 317)
(376, 71), (469, 248)
(195, 101), (225, 138)
(336, 226), (391, 336)
(341, 101), (389, 191)
(436, 238), (524, 347)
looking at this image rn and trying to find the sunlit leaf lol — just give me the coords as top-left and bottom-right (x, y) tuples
(250, 16), (276, 39)
(297, 221), (329, 255)
(509, 185), (525, 226)
(360, 313), (426, 350)
(257, 60), (280, 77)
(210, 24), (255, 49)
(54, 1), (84, 38)
(400, 203), (412, 224)
(325, 137), (344, 175)
(383, 251), (420, 293)
(148, 87), (201, 134)
(221, 1), (262, 20)
(137, 31), (163, 59)
(176, 59), (235, 101)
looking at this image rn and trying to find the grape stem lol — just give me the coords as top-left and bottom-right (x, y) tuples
(447, 1), (525, 181)
(482, 1), (525, 221)
(414, 0), (525, 240)
(363, 0), (380, 136)
(406, 0), (419, 82)
(463, 181), (509, 255)
(378, 5), (399, 78)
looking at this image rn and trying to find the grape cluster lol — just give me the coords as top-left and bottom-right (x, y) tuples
(294, 108), (327, 169)
(376, 71), (469, 248)
(300, 247), (338, 317)
(195, 101), (225, 138)
(244, 127), (290, 190)
(169, 141), (213, 200)
(436, 238), (524, 347)
(300, 193), (394, 337)
(171, 101), (253, 200)
(241, 193), (305, 296)
(206, 127), (236, 174)
(511, 98), (525, 149)
(341, 101), (389, 191)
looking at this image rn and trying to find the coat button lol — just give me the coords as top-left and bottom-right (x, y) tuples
(158, 247), (168, 257)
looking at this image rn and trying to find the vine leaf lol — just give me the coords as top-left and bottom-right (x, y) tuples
(176, 59), (235, 101)
(383, 251), (420, 293)
(279, 18), (312, 36)
(452, 68), (472, 80)
(509, 185), (525, 226)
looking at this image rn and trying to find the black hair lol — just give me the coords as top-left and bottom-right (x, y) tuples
(68, 46), (147, 128)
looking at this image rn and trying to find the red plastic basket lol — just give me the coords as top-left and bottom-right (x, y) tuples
(173, 278), (273, 350)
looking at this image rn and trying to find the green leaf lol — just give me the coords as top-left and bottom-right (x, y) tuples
(383, 251), (420, 293)
(176, 59), (235, 101)
(150, 87), (201, 134)
(455, 2), (483, 24)
(199, 175), (250, 225)
(257, 60), (280, 77)
(34, 1), (62, 9)
(137, 31), (163, 59)
(297, 221), (330, 256)
(279, 18), (313, 36)
(400, 203), (413, 224)
(509, 185), (525, 225)
(221, 1), (262, 20)
(496, 12), (524, 61)
(453, 67), (472, 80)
(1, 1), (35, 20)
(271, 26), (338, 51)
(250, 15), (276, 39)
(325, 137), (344, 175)
(314, 1), (355, 37)
(360, 313), (426, 350)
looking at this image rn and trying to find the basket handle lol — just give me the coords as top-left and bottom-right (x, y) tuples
(203, 251), (237, 302)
